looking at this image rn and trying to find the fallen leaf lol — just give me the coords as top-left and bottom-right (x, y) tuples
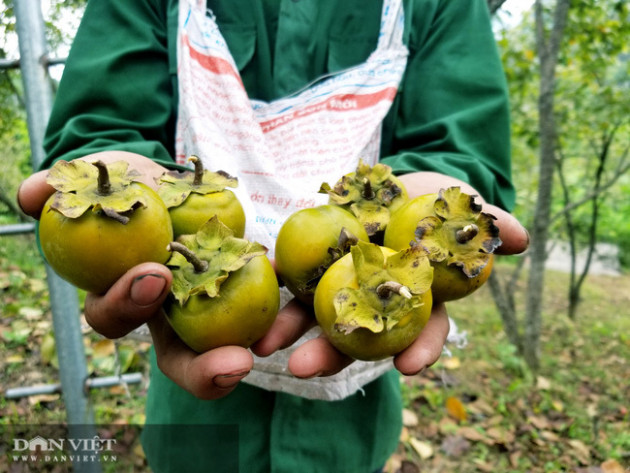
(402, 408), (419, 427)
(384, 454), (402, 473)
(442, 356), (461, 370)
(457, 426), (486, 442)
(472, 459), (494, 472)
(486, 427), (515, 446)
(438, 416), (458, 435)
(40, 332), (57, 366)
(408, 437), (433, 460)
(551, 399), (564, 412)
(18, 306), (44, 319)
(536, 376), (552, 390)
(0, 271), (10, 289)
(441, 435), (470, 457)
(468, 398), (495, 416)
(27, 278), (48, 293)
(540, 430), (561, 442)
(445, 396), (467, 422)
(569, 439), (592, 464)
(528, 415), (551, 430)
(601, 459), (625, 473)
(418, 421), (439, 439)
(92, 339), (116, 357)
(509, 450), (521, 468)
(108, 384), (130, 395)
(28, 394), (60, 405)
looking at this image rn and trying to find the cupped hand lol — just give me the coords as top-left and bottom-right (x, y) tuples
(253, 295), (449, 378)
(86, 261), (254, 400)
(17, 151), (254, 400)
(398, 172), (530, 256)
(252, 172), (530, 379)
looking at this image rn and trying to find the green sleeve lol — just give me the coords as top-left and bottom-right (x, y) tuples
(382, 0), (515, 210)
(41, 0), (178, 171)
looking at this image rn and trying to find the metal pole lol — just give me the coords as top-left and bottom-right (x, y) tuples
(13, 2), (101, 472)
(5, 373), (144, 399)
(13, 0), (53, 169)
(0, 223), (36, 235)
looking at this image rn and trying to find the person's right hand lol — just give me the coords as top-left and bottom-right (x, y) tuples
(18, 151), (254, 400)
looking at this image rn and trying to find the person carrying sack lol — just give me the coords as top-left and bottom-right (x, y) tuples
(17, 0), (530, 471)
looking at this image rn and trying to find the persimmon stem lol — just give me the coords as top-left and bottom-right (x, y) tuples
(376, 281), (412, 299)
(188, 155), (204, 186)
(362, 178), (375, 200)
(93, 160), (112, 196)
(455, 224), (479, 244)
(167, 242), (208, 273)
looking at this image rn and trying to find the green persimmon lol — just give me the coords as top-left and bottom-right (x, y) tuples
(158, 156), (246, 238)
(39, 160), (173, 294)
(314, 241), (433, 361)
(275, 205), (369, 304)
(164, 217), (280, 352)
(384, 187), (502, 303)
(319, 159), (409, 241)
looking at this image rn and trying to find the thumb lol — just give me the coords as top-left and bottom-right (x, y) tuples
(84, 262), (172, 339)
(17, 170), (55, 219)
(489, 206), (530, 256)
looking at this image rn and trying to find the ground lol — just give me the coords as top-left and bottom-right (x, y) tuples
(1, 236), (629, 472)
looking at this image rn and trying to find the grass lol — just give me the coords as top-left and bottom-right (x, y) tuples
(1, 235), (629, 472)
(390, 261), (630, 473)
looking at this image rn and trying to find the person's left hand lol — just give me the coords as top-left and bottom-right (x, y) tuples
(252, 296), (450, 378)
(252, 171), (529, 378)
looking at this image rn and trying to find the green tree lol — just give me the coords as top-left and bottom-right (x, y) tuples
(490, 0), (629, 367)
(553, 0), (630, 318)
(490, 0), (570, 370)
(0, 0), (85, 222)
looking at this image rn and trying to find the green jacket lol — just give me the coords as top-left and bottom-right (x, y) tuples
(43, 1), (513, 472)
(44, 0), (514, 210)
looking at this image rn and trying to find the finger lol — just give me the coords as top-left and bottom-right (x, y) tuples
(84, 262), (172, 339)
(288, 336), (354, 378)
(148, 313), (254, 400)
(251, 298), (316, 357)
(17, 170), (55, 219)
(486, 205), (530, 256)
(394, 303), (450, 376)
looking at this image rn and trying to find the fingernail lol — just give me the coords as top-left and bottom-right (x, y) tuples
(525, 228), (531, 248)
(16, 182), (27, 215)
(213, 371), (250, 389)
(131, 274), (167, 307)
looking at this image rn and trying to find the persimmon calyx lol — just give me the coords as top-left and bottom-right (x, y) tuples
(415, 187), (502, 278)
(319, 159), (406, 236)
(332, 241), (433, 335)
(45, 159), (147, 224)
(166, 216), (267, 304)
(157, 155), (238, 208)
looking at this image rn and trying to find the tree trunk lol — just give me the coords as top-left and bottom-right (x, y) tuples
(522, 0), (570, 371)
(487, 262), (526, 354)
